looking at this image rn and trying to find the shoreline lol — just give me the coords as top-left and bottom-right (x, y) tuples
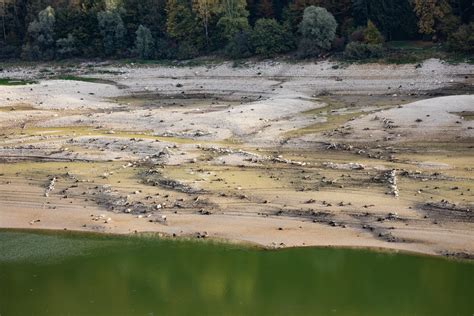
(2, 226), (473, 262)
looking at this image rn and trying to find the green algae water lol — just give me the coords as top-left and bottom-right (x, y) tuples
(0, 230), (473, 316)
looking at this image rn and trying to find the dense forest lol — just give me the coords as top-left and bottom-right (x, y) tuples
(0, 0), (473, 61)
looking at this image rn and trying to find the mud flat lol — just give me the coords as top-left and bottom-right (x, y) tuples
(0, 59), (473, 258)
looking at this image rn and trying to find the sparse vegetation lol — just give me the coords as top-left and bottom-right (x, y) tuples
(0, 78), (37, 85)
(343, 42), (383, 60)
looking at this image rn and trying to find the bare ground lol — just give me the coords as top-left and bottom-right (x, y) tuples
(0, 59), (473, 258)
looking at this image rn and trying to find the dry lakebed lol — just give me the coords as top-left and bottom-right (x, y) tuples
(0, 58), (473, 259)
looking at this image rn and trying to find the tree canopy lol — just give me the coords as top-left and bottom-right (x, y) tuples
(0, 0), (471, 60)
(299, 6), (337, 50)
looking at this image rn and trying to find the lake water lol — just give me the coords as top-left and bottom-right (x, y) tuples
(0, 230), (473, 316)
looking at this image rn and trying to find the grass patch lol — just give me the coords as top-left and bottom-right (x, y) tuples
(0, 103), (36, 112)
(53, 75), (126, 88)
(386, 41), (435, 50)
(91, 69), (124, 75)
(302, 97), (348, 116)
(55, 75), (112, 84)
(383, 50), (446, 64)
(55, 75), (98, 82)
(335, 40), (473, 65)
(0, 78), (37, 86)
(221, 137), (244, 145)
(284, 96), (367, 138)
(285, 112), (363, 138)
(451, 111), (474, 121)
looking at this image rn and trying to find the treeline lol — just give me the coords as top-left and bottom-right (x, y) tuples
(0, 0), (472, 61)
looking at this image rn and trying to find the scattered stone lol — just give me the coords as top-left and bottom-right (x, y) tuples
(44, 177), (57, 197)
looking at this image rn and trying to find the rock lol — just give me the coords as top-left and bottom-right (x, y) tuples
(44, 177), (57, 197)
(196, 231), (208, 238)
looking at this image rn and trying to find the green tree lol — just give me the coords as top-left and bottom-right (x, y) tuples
(286, 0), (352, 31)
(352, 0), (368, 26)
(350, 0), (419, 41)
(122, 0), (168, 49)
(167, 0), (194, 40)
(22, 6), (56, 60)
(134, 24), (155, 59)
(343, 41), (383, 59)
(257, 0), (274, 18)
(166, 0), (205, 53)
(97, 9), (126, 56)
(53, 4), (105, 58)
(1, 0), (6, 42)
(220, 0), (249, 20)
(251, 18), (292, 56)
(447, 22), (474, 53)
(192, 0), (218, 47)
(363, 20), (383, 44)
(299, 6), (337, 50)
(0, 0), (27, 51)
(436, 11), (461, 40)
(56, 33), (77, 59)
(225, 30), (253, 58)
(217, 0), (250, 41)
(217, 16), (250, 40)
(411, 0), (452, 36)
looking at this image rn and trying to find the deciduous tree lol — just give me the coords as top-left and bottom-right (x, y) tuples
(411, 0), (452, 35)
(299, 6), (337, 50)
(251, 18), (292, 56)
(363, 20), (383, 44)
(448, 22), (474, 53)
(134, 24), (154, 59)
(97, 9), (126, 56)
(352, 0), (368, 26)
(166, 0), (205, 57)
(192, 0), (218, 47)
(22, 6), (56, 60)
(56, 33), (77, 58)
(217, 0), (249, 40)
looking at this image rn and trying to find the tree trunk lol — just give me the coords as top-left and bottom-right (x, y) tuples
(1, 0), (6, 41)
(205, 19), (209, 48)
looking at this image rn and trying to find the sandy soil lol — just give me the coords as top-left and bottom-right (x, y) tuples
(0, 59), (473, 258)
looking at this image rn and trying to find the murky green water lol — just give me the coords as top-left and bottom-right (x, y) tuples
(0, 230), (473, 316)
